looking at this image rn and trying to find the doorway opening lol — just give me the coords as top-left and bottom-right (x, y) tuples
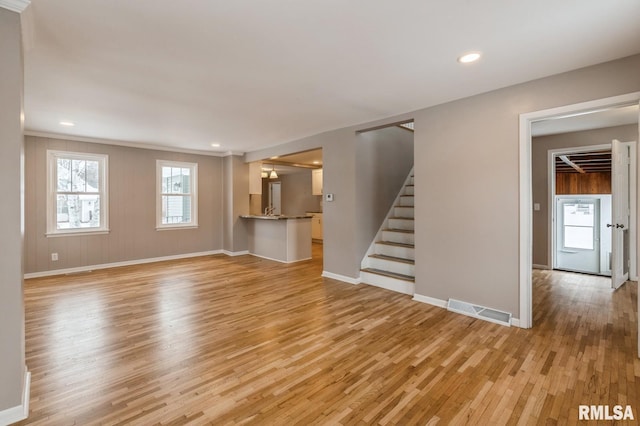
(520, 92), (640, 330)
(249, 148), (325, 263)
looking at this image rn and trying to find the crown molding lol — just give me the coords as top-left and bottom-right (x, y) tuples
(0, 0), (30, 13)
(24, 130), (231, 157)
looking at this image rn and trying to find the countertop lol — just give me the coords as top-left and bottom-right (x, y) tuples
(240, 214), (312, 220)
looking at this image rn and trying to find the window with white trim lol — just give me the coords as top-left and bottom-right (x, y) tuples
(157, 160), (198, 229)
(47, 150), (109, 236)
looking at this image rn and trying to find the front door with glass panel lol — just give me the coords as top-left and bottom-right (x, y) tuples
(556, 198), (600, 274)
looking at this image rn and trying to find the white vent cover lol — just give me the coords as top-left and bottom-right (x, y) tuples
(447, 298), (512, 327)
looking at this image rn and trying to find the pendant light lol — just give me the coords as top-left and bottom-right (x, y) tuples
(269, 164), (278, 179)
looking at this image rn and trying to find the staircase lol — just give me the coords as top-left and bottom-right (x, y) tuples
(360, 172), (415, 295)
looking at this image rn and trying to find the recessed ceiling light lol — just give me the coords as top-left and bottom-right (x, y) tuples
(59, 121), (75, 127)
(270, 156), (279, 159)
(313, 161), (320, 164)
(211, 143), (221, 148)
(458, 52), (481, 64)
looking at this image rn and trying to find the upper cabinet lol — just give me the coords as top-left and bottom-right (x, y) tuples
(312, 168), (323, 195)
(249, 162), (263, 194)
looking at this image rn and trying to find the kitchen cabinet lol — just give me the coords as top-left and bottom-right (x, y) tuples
(312, 168), (323, 195)
(310, 212), (323, 241)
(249, 162), (262, 194)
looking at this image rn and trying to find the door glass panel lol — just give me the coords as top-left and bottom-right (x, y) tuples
(563, 202), (595, 250)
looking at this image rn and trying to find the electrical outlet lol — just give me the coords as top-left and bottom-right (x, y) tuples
(51, 253), (58, 261)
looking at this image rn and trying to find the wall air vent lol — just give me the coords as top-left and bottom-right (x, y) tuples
(447, 298), (512, 327)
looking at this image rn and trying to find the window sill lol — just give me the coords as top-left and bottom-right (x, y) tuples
(46, 229), (110, 238)
(156, 225), (199, 231)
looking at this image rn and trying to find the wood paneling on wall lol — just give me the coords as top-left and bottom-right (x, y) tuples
(25, 136), (224, 274)
(555, 172), (611, 195)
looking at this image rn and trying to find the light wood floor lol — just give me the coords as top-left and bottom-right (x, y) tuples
(18, 248), (639, 425)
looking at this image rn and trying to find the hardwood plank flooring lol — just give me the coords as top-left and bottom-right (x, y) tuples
(17, 249), (639, 425)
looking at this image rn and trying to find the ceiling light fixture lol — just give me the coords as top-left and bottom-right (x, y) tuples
(59, 121), (75, 126)
(458, 52), (481, 64)
(313, 161), (320, 165)
(211, 143), (221, 148)
(269, 165), (278, 179)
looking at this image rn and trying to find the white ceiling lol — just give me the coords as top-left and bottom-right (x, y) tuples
(22, 0), (640, 154)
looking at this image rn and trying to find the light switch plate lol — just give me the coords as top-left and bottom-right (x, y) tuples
(534, 203), (541, 211)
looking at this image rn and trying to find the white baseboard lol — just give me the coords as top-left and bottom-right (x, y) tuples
(248, 253), (312, 264)
(24, 250), (224, 279)
(321, 271), (361, 285)
(0, 369), (30, 426)
(412, 293), (447, 308)
(511, 318), (522, 328)
(532, 264), (550, 270)
(222, 250), (249, 257)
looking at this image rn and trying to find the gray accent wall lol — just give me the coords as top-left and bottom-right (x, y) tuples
(246, 125), (415, 279)
(356, 126), (414, 257)
(247, 54), (640, 318)
(412, 56), (639, 317)
(25, 136), (224, 273)
(222, 155), (249, 253)
(0, 7), (26, 413)
(279, 171), (322, 215)
(531, 124), (637, 267)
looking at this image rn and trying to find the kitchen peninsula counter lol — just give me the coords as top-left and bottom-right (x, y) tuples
(240, 215), (312, 263)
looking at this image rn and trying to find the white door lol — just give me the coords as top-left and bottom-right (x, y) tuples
(611, 139), (630, 290)
(269, 182), (282, 215)
(556, 198), (601, 274)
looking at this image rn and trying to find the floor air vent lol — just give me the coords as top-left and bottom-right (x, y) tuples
(447, 298), (512, 327)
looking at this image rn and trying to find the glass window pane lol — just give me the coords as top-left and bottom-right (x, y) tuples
(563, 203), (594, 227)
(162, 195), (191, 224)
(564, 225), (594, 250)
(71, 159), (87, 192)
(85, 160), (99, 192)
(181, 168), (190, 193)
(57, 158), (71, 192)
(57, 194), (101, 229)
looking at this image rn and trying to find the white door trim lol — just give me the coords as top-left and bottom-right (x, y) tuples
(519, 91), (640, 330)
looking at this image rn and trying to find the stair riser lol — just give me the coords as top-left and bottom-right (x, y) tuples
(409, 176), (414, 185)
(404, 186), (414, 196)
(382, 231), (415, 245)
(399, 196), (414, 206)
(360, 272), (414, 296)
(368, 258), (414, 276)
(375, 244), (415, 260)
(388, 218), (414, 231)
(394, 207), (414, 218)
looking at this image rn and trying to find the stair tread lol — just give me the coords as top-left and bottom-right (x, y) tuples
(395, 205), (414, 208)
(368, 254), (415, 264)
(376, 241), (414, 249)
(361, 268), (415, 282)
(389, 216), (414, 220)
(383, 228), (414, 234)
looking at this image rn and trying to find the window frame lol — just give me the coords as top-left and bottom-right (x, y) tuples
(46, 150), (110, 237)
(156, 160), (198, 230)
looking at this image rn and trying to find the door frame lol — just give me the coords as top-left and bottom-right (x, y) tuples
(518, 91), (640, 329)
(548, 144), (611, 271)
